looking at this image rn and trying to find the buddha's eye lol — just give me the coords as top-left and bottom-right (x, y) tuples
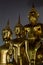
(38, 28), (40, 30)
(17, 29), (18, 32)
(3, 33), (5, 36)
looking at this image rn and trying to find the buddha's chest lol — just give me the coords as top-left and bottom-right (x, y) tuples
(25, 25), (42, 35)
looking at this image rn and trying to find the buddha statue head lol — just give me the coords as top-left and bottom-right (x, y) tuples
(28, 4), (39, 25)
(14, 15), (24, 38)
(2, 20), (12, 42)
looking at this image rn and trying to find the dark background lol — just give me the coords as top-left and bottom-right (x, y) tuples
(0, 0), (43, 45)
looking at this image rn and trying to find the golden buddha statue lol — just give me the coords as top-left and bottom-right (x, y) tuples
(0, 4), (43, 65)
(0, 20), (12, 64)
(24, 4), (43, 65)
(13, 15), (29, 65)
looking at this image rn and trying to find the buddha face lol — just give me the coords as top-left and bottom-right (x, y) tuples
(2, 30), (11, 40)
(15, 27), (20, 35)
(33, 26), (42, 35)
(29, 16), (37, 24)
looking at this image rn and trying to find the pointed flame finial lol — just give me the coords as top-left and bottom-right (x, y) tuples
(7, 19), (10, 27)
(32, 3), (35, 8)
(18, 15), (20, 24)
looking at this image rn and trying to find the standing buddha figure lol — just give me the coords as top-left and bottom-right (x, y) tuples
(24, 4), (42, 65)
(0, 19), (12, 64)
